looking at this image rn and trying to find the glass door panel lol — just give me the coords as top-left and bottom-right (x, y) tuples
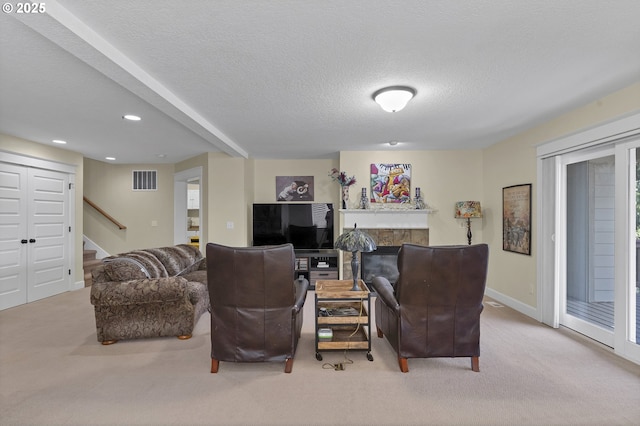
(564, 153), (615, 346)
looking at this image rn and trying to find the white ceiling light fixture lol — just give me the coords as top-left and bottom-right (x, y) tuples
(372, 86), (416, 113)
(122, 114), (141, 121)
(105, 156), (116, 161)
(52, 139), (67, 144)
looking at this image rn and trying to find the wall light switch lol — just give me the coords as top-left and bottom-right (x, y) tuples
(151, 220), (158, 227)
(226, 221), (234, 229)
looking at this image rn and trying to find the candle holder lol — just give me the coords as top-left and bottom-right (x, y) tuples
(414, 187), (426, 209)
(359, 187), (369, 209)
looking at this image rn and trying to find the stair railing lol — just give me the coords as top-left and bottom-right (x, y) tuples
(83, 196), (127, 230)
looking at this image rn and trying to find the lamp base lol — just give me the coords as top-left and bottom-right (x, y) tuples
(351, 280), (360, 291)
(351, 251), (360, 291)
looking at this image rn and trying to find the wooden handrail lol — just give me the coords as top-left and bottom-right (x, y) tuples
(83, 196), (127, 230)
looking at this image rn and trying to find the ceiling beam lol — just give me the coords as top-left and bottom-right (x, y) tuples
(12, 0), (248, 158)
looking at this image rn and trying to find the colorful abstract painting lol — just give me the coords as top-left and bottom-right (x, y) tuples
(370, 163), (411, 203)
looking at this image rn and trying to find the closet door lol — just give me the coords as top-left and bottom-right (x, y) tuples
(0, 163), (28, 310)
(27, 168), (69, 302)
(0, 164), (69, 309)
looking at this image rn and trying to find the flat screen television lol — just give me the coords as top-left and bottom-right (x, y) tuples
(252, 203), (334, 250)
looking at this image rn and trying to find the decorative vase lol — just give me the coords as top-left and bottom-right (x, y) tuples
(341, 185), (350, 209)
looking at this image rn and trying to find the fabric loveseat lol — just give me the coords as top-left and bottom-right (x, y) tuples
(90, 244), (209, 345)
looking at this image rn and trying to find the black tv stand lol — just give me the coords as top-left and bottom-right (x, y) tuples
(294, 249), (338, 290)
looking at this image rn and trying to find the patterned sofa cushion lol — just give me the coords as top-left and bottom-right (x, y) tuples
(124, 250), (169, 278)
(145, 244), (203, 277)
(103, 258), (148, 281)
(102, 250), (169, 281)
(91, 277), (186, 306)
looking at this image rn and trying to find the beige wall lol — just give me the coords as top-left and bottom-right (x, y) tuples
(339, 150), (484, 246)
(4, 80), (639, 314)
(483, 81), (640, 307)
(83, 158), (175, 254)
(205, 153), (250, 247)
(0, 134), (85, 285)
(251, 158), (339, 242)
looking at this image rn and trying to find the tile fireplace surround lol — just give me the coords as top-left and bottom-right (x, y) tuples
(339, 209), (431, 281)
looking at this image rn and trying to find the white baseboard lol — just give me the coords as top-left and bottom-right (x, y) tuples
(83, 235), (109, 259)
(72, 280), (85, 291)
(484, 287), (539, 321)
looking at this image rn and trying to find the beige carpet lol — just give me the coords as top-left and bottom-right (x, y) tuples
(1, 288), (639, 425)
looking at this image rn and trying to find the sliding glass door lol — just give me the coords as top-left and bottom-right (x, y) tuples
(619, 142), (639, 351)
(562, 149), (616, 346)
(558, 140), (640, 358)
(538, 113), (640, 365)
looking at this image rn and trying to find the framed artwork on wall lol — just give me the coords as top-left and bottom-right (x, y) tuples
(370, 163), (411, 203)
(503, 183), (532, 255)
(275, 176), (314, 201)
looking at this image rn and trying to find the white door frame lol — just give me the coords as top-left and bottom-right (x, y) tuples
(174, 167), (202, 246)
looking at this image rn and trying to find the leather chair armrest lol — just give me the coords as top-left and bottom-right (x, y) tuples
(293, 277), (310, 313)
(90, 276), (188, 306)
(372, 276), (399, 313)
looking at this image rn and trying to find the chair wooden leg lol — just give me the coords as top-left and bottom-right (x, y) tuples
(376, 326), (384, 338)
(398, 357), (409, 373)
(177, 334), (192, 340)
(471, 356), (480, 372)
(211, 358), (219, 373)
(284, 358), (294, 373)
(101, 340), (118, 345)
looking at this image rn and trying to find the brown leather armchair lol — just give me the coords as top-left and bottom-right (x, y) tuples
(206, 243), (309, 373)
(372, 243), (489, 373)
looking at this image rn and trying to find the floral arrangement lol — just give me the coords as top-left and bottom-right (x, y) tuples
(329, 168), (356, 187)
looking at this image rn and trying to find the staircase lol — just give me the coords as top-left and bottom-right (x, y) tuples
(83, 245), (103, 287)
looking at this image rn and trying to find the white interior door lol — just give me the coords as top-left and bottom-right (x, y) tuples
(0, 163), (28, 310)
(27, 168), (69, 302)
(0, 163), (69, 309)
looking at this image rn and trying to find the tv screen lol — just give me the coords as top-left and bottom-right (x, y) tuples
(252, 203), (334, 250)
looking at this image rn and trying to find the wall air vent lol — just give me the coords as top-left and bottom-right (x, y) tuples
(132, 170), (158, 191)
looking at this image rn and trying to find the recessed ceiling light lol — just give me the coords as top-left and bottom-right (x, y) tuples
(105, 157), (116, 161)
(123, 114), (141, 121)
(52, 139), (67, 144)
(389, 141), (399, 146)
(156, 154), (167, 158)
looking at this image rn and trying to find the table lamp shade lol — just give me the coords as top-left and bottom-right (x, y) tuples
(455, 201), (482, 218)
(334, 224), (376, 291)
(334, 224), (377, 253)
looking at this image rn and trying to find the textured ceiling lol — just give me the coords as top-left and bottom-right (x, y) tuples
(1, 0), (639, 163)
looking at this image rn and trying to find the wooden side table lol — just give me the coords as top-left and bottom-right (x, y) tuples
(314, 279), (373, 361)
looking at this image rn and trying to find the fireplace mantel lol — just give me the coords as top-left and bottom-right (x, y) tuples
(340, 208), (433, 229)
